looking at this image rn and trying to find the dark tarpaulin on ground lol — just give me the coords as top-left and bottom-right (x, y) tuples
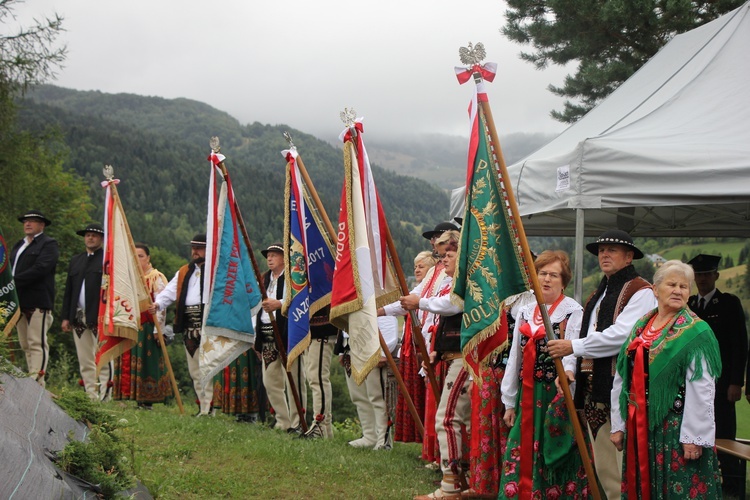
(0, 371), (152, 499)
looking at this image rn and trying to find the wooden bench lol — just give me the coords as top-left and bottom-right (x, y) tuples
(716, 438), (750, 498)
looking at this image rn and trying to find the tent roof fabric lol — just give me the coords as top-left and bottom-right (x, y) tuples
(504, 2), (750, 237)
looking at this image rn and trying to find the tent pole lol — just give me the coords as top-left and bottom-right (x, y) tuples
(574, 209), (584, 303)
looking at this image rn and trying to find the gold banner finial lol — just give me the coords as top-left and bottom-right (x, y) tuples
(103, 165), (114, 181)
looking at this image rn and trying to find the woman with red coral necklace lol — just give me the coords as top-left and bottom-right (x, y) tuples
(499, 250), (590, 499)
(611, 260), (722, 499)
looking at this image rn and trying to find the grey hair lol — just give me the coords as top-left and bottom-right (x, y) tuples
(653, 260), (694, 288)
(414, 250), (437, 268)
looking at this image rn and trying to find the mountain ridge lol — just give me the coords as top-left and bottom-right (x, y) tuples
(18, 85), (450, 268)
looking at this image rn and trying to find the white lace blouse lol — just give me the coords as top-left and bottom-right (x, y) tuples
(610, 356), (716, 446)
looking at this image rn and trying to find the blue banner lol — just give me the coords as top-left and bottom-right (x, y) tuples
(205, 187), (262, 339)
(200, 166), (263, 384)
(283, 150), (335, 366)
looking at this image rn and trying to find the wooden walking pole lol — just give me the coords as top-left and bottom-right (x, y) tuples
(210, 140), (308, 433)
(287, 135), (424, 437)
(463, 49), (602, 499)
(2, 312), (20, 364)
(2, 310), (20, 341)
(148, 304), (185, 414)
(107, 177), (184, 414)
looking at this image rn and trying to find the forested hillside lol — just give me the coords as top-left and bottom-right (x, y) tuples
(12, 85), (750, 315)
(17, 85), (450, 269)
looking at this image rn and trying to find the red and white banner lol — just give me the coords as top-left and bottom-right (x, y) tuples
(97, 180), (150, 371)
(330, 119), (398, 384)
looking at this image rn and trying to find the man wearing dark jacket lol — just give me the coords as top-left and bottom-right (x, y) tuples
(10, 210), (59, 387)
(688, 254), (748, 497)
(61, 223), (112, 401)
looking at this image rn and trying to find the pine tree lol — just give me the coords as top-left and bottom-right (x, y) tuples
(502, 0), (745, 123)
(0, 1), (66, 95)
(0, 2), (92, 386)
(739, 243), (749, 265)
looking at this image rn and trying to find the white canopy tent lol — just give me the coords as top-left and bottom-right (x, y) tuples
(452, 2), (750, 299)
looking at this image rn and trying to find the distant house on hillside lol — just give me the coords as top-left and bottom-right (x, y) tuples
(646, 254), (666, 267)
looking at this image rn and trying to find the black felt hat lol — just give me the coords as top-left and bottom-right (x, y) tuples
(189, 234), (207, 246)
(261, 242), (284, 258)
(422, 221), (459, 240)
(688, 254), (721, 273)
(76, 223), (104, 237)
(18, 210), (52, 226)
(585, 229), (644, 260)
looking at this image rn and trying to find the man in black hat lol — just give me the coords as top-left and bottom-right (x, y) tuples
(688, 254), (747, 497)
(548, 229), (656, 499)
(421, 221), (459, 253)
(10, 210), (59, 387)
(410, 221), (459, 295)
(254, 243), (306, 432)
(61, 223), (112, 401)
(151, 234), (214, 416)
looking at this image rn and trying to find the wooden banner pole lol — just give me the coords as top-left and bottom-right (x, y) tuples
(110, 182), (184, 415)
(474, 72), (601, 499)
(291, 147), (424, 437)
(212, 154), (308, 433)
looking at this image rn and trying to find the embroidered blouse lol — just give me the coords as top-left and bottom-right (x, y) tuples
(501, 296), (583, 409)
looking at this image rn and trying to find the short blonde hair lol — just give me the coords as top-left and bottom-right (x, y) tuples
(435, 230), (460, 252)
(414, 251), (438, 268)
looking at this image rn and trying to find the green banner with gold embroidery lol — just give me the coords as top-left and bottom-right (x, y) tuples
(451, 104), (529, 378)
(1, 225), (21, 337)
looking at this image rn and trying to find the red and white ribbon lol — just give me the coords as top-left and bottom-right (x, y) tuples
(455, 62), (497, 85)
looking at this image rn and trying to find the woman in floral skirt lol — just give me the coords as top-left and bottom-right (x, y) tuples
(499, 250), (590, 499)
(113, 243), (171, 407)
(610, 260), (722, 499)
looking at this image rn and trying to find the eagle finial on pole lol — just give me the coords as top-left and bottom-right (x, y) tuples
(339, 107), (357, 128)
(459, 41), (486, 66)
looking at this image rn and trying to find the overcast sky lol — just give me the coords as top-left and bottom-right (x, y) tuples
(12, 0), (572, 140)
